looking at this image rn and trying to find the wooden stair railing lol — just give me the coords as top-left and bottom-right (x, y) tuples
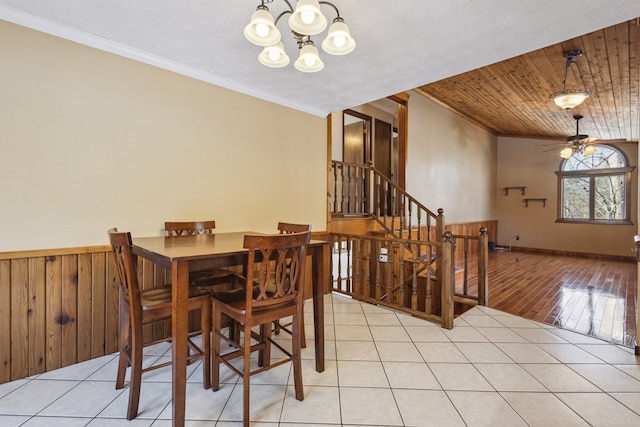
(329, 232), (456, 329)
(329, 160), (488, 316)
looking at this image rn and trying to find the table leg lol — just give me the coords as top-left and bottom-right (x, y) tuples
(312, 243), (329, 372)
(171, 260), (189, 427)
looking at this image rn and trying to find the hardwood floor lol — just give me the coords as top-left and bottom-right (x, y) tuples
(484, 250), (637, 347)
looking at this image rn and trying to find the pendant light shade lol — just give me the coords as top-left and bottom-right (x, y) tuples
(550, 50), (593, 109)
(288, 0), (327, 35)
(295, 41), (324, 72)
(322, 18), (355, 55)
(258, 42), (290, 67)
(244, 6), (281, 46)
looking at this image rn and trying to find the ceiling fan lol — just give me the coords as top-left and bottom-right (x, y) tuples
(557, 114), (627, 159)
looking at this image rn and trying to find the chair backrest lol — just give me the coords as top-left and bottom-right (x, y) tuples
(277, 222), (311, 234)
(108, 228), (142, 322)
(165, 220), (216, 236)
(244, 231), (311, 310)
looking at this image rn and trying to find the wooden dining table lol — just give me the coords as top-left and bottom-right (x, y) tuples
(132, 231), (329, 427)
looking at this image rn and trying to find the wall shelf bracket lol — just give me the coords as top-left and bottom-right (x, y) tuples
(504, 186), (526, 196)
(524, 198), (546, 207)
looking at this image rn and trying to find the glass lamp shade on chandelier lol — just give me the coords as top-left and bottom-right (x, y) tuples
(550, 50), (593, 109)
(244, 0), (355, 72)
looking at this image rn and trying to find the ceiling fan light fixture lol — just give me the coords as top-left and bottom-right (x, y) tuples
(560, 147), (574, 159)
(583, 144), (597, 156)
(550, 50), (593, 109)
(245, 0), (354, 72)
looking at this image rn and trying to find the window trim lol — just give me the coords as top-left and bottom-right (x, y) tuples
(555, 148), (634, 225)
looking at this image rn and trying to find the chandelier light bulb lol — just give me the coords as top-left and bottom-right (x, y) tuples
(333, 34), (345, 48)
(301, 10), (315, 24)
(255, 22), (269, 37)
(268, 49), (280, 61)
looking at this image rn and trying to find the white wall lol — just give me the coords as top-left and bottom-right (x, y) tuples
(405, 92), (498, 224)
(497, 136), (638, 256)
(0, 21), (327, 252)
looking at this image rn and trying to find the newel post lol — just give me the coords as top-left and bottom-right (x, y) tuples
(477, 227), (489, 306)
(440, 231), (454, 330)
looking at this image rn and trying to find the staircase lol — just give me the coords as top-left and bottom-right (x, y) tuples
(329, 160), (488, 328)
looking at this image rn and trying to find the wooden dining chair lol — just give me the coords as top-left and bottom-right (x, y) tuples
(208, 231), (311, 427)
(108, 228), (211, 420)
(273, 222), (312, 348)
(164, 220), (236, 289)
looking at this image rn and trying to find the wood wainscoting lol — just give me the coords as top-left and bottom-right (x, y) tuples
(0, 246), (118, 384)
(0, 246), (217, 385)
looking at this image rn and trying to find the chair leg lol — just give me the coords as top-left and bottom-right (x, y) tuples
(127, 320), (144, 420)
(258, 323), (271, 367)
(242, 322), (252, 427)
(300, 301), (306, 348)
(116, 310), (131, 390)
(292, 310), (304, 401)
(116, 350), (129, 390)
(211, 305), (222, 391)
(201, 302), (211, 390)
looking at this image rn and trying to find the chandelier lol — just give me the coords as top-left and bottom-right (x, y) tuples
(550, 50), (593, 109)
(244, 0), (355, 72)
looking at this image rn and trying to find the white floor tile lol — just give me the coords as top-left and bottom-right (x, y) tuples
(447, 390), (528, 427)
(500, 392), (590, 426)
(393, 389), (465, 426)
(556, 392), (640, 426)
(339, 387), (403, 426)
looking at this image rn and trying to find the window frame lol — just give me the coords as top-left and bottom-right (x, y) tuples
(555, 146), (634, 225)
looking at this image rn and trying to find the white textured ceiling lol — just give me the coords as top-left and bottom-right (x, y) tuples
(2, 1), (640, 117)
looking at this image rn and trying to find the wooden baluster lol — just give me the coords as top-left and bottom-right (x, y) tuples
(441, 232), (454, 330)
(411, 244), (418, 311)
(362, 239), (371, 299)
(477, 227), (489, 306)
(353, 238), (361, 296)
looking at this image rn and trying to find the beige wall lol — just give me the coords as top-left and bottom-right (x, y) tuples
(0, 21), (327, 252)
(497, 136), (638, 256)
(405, 92), (498, 224)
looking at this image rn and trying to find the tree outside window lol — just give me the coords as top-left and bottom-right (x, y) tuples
(556, 145), (633, 224)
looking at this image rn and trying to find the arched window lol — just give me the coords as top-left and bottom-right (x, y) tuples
(556, 145), (634, 224)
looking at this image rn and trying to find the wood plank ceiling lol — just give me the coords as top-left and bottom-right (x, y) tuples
(415, 19), (640, 144)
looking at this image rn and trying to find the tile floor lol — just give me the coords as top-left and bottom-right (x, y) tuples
(1, 293), (639, 426)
